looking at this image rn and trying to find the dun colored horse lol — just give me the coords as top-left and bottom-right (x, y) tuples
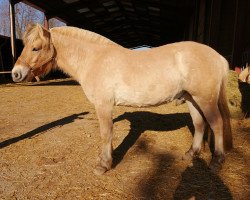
(12, 24), (232, 175)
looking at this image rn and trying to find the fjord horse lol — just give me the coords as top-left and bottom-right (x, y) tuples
(12, 24), (232, 175)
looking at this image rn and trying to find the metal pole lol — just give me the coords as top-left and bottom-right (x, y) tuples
(9, 0), (16, 66)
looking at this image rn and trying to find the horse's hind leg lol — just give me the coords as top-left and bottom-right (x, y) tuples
(193, 98), (225, 171)
(94, 104), (113, 175)
(183, 100), (206, 160)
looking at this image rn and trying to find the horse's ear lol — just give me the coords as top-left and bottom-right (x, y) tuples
(36, 24), (51, 45)
(41, 26), (50, 40)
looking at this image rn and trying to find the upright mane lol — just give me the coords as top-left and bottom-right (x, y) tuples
(50, 26), (120, 47)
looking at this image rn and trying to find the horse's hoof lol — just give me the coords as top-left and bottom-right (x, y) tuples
(209, 154), (225, 173)
(182, 151), (193, 160)
(182, 148), (196, 160)
(209, 161), (222, 173)
(94, 165), (108, 175)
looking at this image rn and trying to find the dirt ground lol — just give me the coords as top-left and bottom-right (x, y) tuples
(0, 79), (249, 200)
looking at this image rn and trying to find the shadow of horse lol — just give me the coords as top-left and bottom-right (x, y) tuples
(134, 138), (232, 200)
(112, 111), (232, 199)
(29, 79), (79, 86)
(0, 112), (88, 149)
(112, 111), (194, 168)
(173, 158), (233, 200)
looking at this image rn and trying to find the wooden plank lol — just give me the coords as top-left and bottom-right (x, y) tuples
(9, 0), (16, 66)
(208, 0), (222, 49)
(232, 0), (249, 66)
(0, 71), (12, 74)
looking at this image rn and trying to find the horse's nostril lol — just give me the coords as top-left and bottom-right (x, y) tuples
(13, 71), (22, 80)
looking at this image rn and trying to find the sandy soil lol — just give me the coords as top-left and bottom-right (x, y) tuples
(0, 79), (249, 200)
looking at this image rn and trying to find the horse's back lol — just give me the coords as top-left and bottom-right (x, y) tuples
(125, 41), (228, 90)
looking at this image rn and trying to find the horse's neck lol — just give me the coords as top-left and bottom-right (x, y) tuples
(50, 29), (110, 82)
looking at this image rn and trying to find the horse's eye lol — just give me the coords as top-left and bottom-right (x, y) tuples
(32, 47), (39, 51)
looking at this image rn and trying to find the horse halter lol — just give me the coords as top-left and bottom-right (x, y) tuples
(17, 45), (55, 77)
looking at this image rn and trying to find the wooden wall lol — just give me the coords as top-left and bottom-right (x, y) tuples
(190, 0), (250, 68)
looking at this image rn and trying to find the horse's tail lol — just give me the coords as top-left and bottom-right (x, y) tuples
(218, 63), (233, 151)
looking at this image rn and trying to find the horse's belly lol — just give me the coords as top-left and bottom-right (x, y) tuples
(114, 85), (181, 107)
(115, 97), (172, 107)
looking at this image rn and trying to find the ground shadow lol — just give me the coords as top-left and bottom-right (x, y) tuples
(134, 138), (176, 199)
(0, 112), (88, 149)
(0, 79), (79, 88)
(173, 158), (233, 200)
(29, 79), (79, 86)
(112, 111), (194, 168)
(134, 138), (232, 199)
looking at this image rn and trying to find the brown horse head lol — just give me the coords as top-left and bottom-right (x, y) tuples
(12, 23), (55, 82)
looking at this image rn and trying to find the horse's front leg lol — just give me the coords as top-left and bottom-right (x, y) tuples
(94, 104), (113, 175)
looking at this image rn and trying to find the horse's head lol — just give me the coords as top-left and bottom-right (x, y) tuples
(12, 23), (55, 82)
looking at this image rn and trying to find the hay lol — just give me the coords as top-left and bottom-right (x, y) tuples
(226, 70), (244, 118)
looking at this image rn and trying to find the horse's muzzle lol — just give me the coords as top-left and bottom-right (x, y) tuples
(11, 65), (30, 82)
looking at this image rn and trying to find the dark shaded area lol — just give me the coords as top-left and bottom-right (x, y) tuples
(0, 36), (23, 71)
(112, 111), (194, 168)
(135, 139), (176, 199)
(239, 81), (250, 118)
(28, 79), (79, 86)
(134, 138), (232, 200)
(0, 36), (23, 83)
(0, 112), (88, 149)
(1, 79), (79, 87)
(174, 158), (233, 200)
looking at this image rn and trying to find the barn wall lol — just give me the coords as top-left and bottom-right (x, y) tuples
(0, 36), (23, 82)
(232, 0), (250, 67)
(191, 0), (250, 68)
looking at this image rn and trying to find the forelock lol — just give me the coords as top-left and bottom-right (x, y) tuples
(22, 24), (42, 45)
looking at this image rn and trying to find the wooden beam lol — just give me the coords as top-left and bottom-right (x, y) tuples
(197, 0), (206, 43)
(207, 0), (222, 49)
(0, 71), (12, 74)
(9, 0), (16, 66)
(232, 0), (249, 67)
